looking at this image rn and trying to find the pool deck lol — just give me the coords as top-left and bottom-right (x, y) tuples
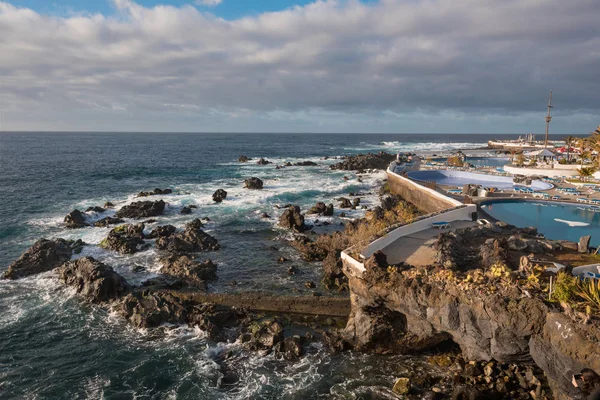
(380, 220), (477, 266)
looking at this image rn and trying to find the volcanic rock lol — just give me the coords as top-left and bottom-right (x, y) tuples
(295, 161), (318, 166)
(180, 206), (193, 215)
(3, 238), (84, 279)
(256, 158), (272, 165)
(159, 255), (217, 282)
(578, 235), (591, 253)
(212, 189), (228, 203)
(155, 219), (220, 253)
(136, 188), (172, 197)
(243, 177), (263, 190)
(64, 209), (88, 228)
(146, 224), (176, 239)
(330, 152), (395, 171)
(85, 206), (105, 213)
(100, 223), (147, 254)
(238, 155), (251, 162)
(338, 198), (353, 209)
(278, 206), (308, 232)
(115, 200), (165, 219)
(94, 217), (124, 227)
(57, 257), (129, 303)
(307, 202), (334, 216)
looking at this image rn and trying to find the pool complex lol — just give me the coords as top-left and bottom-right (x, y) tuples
(481, 200), (599, 247)
(407, 170), (553, 191)
(433, 157), (509, 167)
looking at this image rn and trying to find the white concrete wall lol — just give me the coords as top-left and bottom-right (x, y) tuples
(504, 165), (580, 177)
(360, 204), (476, 259)
(387, 165), (464, 207)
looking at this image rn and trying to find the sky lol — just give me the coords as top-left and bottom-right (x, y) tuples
(0, 0), (599, 133)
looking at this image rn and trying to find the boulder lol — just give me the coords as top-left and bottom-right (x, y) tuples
(245, 319), (284, 349)
(159, 255), (217, 282)
(156, 219), (220, 253)
(99, 224), (147, 254)
(578, 235), (591, 253)
(256, 158), (272, 165)
(136, 188), (172, 197)
(180, 206), (193, 215)
(115, 200), (165, 219)
(94, 217), (124, 227)
(212, 189), (228, 203)
(307, 202), (334, 216)
(273, 336), (304, 360)
(330, 152), (396, 171)
(279, 206), (308, 232)
(238, 155), (251, 162)
(85, 206), (105, 213)
(243, 177), (263, 190)
(64, 209), (88, 228)
(104, 202), (115, 208)
(3, 238), (84, 279)
(294, 161), (318, 166)
(146, 225), (176, 239)
(57, 257), (129, 303)
(338, 197), (353, 209)
(392, 378), (411, 395)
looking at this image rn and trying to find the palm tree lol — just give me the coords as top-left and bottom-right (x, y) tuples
(564, 135), (575, 162)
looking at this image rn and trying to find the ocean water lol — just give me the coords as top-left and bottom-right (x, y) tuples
(0, 132), (558, 399)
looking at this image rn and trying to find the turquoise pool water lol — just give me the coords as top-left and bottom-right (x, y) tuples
(481, 200), (600, 247)
(433, 157), (509, 167)
(408, 170), (553, 191)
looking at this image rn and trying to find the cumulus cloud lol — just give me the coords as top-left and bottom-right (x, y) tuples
(196, 0), (222, 6)
(0, 0), (598, 132)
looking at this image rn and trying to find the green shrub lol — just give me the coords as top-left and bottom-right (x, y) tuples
(552, 272), (579, 304)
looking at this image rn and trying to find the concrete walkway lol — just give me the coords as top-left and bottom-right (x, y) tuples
(380, 220), (477, 266)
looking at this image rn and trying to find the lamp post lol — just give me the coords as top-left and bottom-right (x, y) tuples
(544, 91), (553, 148)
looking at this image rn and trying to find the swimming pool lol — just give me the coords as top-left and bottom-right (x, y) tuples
(408, 170), (553, 191)
(481, 200), (600, 247)
(433, 157), (509, 167)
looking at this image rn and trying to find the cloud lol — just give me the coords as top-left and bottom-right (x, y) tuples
(195, 0), (222, 6)
(0, 0), (598, 132)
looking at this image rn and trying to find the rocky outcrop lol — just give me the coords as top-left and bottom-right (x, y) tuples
(238, 155), (251, 162)
(307, 202), (334, 216)
(278, 206), (308, 232)
(100, 224), (147, 254)
(57, 257), (129, 303)
(212, 189), (227, 203)
(155, 219), (220, 253)
(243, 177), (263, 190)
(295, 161), (318, 166)
(330, 152), (395, 171)
(578, 235), (591, 253)
(85, 206), (105, 213)
(115, 200), (165, 219)
(136, 188), (172, 197)
(146, 224), (176, 239)
(256, 158), (271, 165)
(94, 216), (124, 227)
(3, 238), (84, 279)
(180, 206), (193, 215)
(64, 209), (88, 228)
(338, 197), (353, 209)
(159, 255), (217, 282)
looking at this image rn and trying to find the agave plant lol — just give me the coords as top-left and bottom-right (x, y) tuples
(576, 278), (600, 313)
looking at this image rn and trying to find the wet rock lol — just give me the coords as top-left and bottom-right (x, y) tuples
(64, 209), (88, 228)
(366, 206), (385, 221)
(338, 197), (353, 209)
(578, 235), (591, 253)
(238, 155), (251, 162)
(3, 238), (84, 279)
(146, 224), (176, 239)
(273, 336), (304, 360)
(94, 216), (125, 227)
(156, 219), (220, 253)
(243, 177), (263, 190)
(256, 157), (272, 165)
(100, 224), (147, 254)
(136, 188), (172, 197)
(392, 377), (411, 395)
(85, 206), (105, 213)
(212, 189), (228, 203)
(180, 206), (193, 215)
(159, 255), (217, 282)
(57, 257), (129, 303)
(104, 202), (115, 208)
(479, 238), (508, 269)
(304, 281), (316, 289)
(287, 266), (297, 275)
(260, 213), (271, 219)
(451, 385), (482, 400)
(339, 212), (346, 218)
(380, 195), (399, 211)
(352, 198), (361, 207)
(115, 200), (165, 219)
(245, 319), (284, 350)
(279, 206), (308, 232)
(294, 161), (318, 166)
(330, 152), (396, 171)
(307, 202), (334, 216)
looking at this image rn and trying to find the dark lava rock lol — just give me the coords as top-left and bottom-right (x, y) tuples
(579, 235), (591, 253)
(260, 213), (271, 219)
(57, 257), (129, 303)
(304, 281), (316, 289)
(3, 238), (84, 279)
(100, 224), (147, 254)
(146, 225), (176, 239)
(156, 219), (220, 253)
(85, 206), (105, 213)
(159, 255), (217, 282)
(338, 197), (353, 209)
(295, 161), (318, 166)
(238, 155), (251, 162)
(212, 189), (228, 203)
(115, 200), (165, 219)
(273, 336), (304, 360)
(256, 158), (272, 165)
(352, 198), (360, 206)
(244, 177), (263, 190)
(307, 202), (334, 216)
(94, 217), (124, 228)
(279, 206), (308, 232)
(180, 206), (193, 215)
(244, 319), (284, 350)
(104, 202), (115, 208)
(381, 195), (399, 211)
(64, 209), (88, 228)
(330, 152), (395, 171)
(136, 188), (172, 197)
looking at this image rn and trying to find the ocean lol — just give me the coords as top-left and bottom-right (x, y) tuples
(0, 132), (561, 399)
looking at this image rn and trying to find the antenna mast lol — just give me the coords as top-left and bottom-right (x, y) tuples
(544, 90), (553, 148)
